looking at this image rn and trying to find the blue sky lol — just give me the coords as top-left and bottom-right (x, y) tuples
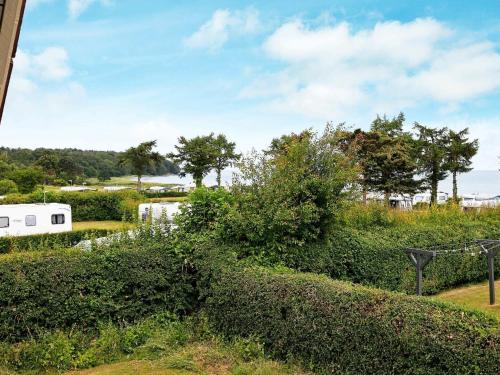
(1, 0), (499, 169)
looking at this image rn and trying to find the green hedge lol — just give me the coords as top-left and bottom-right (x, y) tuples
(207, 268), (499, 374)
(0, 229), (112, 254)
(142, 191), (188, 199)
(0, 190), (143, 221)
(0, 246), (195, 342)
(274, 213), (500, 294)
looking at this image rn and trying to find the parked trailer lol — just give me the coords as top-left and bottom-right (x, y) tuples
(0, 203), (72, 237)
(138, 202), (181, 224)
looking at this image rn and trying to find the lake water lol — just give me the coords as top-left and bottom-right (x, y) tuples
(141, 169), (500, 196)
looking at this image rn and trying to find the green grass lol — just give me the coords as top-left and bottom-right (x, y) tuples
(435, 280), (500, 318)
(63, 341), (305, 375)
(73, 221), (137, 231)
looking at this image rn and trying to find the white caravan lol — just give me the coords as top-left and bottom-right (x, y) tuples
(412, 192), (449, 206)
(138, 202), (181, 224)
(0, 203), (72, 237)
(461, 194), (500, 210)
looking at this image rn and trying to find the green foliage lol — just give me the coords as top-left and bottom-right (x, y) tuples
(7, 166), (44, 194)
(446, 128), (479, 201)
(0, 179), (17, 195)
(169, 134), (217, 187)
(207, 268), (499, 374)
(119, 140), (165, 190)
(142, 190), (188, 199)
(0, 146), (179, 179)
(0, 190), (143, 221)
(353, 113), (422, 200)
(175, 187), (234, 233)
(0, 245), (195, 342)
(281, 205), (500, 294)
(0, 228), (112, 254)
(221, 126), (357, 259)
(414, 123), (450, 204)
(0, 313), (190, 371)
(212, 134), (240, 187)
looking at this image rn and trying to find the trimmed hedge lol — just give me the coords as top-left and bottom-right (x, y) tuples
(0, 246), (194, 341)
(0, 190), (143, 221)
(142, 191), (188, 199)
(0, 229), (112, 254)
(275, 212), (500, 294)
(207, 268), (500, 374)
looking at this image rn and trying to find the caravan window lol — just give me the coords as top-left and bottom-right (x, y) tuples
(0, 217), (8, 228)
(25, 215), (37, 226)
(51, 214), (65, 225)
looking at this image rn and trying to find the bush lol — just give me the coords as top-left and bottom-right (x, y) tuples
(0, 179), (17, 195)
(0, 229), (112, 254)
(0, 245), (195, 341)
(207, 268), (499, 374)
(0, 190), (143, 221)
(259, 205), (500, 294)
(142, 191), (188, 199)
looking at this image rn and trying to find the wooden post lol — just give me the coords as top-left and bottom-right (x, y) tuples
(487, 252), (495, 305)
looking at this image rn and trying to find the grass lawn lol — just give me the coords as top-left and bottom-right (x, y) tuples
(435, 280), (500, 318)
(73, 221), (137, 231)
(64, 342), (305, 375)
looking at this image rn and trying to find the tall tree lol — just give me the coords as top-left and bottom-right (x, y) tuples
(119, 140), (164, 191)
(212, 134), (240, 187)
(347, 114), (421, 205)
(445, 128), (478, 202)
(36, 153), (60, 184)
(168, 134), (217, 188)
(414, 123), (450, 205)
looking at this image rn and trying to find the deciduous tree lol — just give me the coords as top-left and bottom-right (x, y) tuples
(119, 140), (164, 191)
(212, 134), (240, 187)
(168, 134), (217, 188)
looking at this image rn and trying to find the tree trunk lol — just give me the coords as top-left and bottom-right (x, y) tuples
(195, 177), (202, 188)
(384, 191), (390, 207)
(137, 175), (142, 192)
(430, 174), (438, 206)
(452, 171), (458, 203)
(362, 189), (367, 205)
(217, 169), (222, 188)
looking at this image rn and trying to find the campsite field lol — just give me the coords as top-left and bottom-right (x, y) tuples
(436, 280), (500, 318)
(73, 221), (137, 231)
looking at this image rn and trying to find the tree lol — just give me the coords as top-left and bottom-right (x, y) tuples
(345, 114), (421, 205)
(119, 141), (164, 191)
(7, 167), (44, 194)
(224, 125), (358, 256)
(445, 128), (478, 202)
(36, 153), (60, 184)
(212, 134), (240, 187)
(0, 179), (18, 195)
(414, 123), (450, 205)
(168, 134), (217, 188)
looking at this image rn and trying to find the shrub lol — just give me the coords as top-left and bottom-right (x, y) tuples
(0, 190), (143, 221)
(0, 229), (112, 254)
(142, 191), (188, 199)
(0, 179), (17, 195)
(0, 245), (195, 341)
(207, 268), (499, 374)
(261, 205), (500, 294)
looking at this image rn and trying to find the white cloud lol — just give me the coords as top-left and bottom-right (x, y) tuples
(13, 47), (71, 82)
(244, 18), (500, 119)
(68, 0), (111, 20)
(185, 8), (260, 51)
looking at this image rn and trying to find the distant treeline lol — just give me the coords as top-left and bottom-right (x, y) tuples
(0, 147), (179, 180)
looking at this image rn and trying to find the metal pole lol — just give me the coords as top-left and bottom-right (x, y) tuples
(416, 255), (423, 296)
(487, 253), (495, 305)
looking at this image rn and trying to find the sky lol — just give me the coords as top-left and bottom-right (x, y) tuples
(1, 0), (499, 169)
